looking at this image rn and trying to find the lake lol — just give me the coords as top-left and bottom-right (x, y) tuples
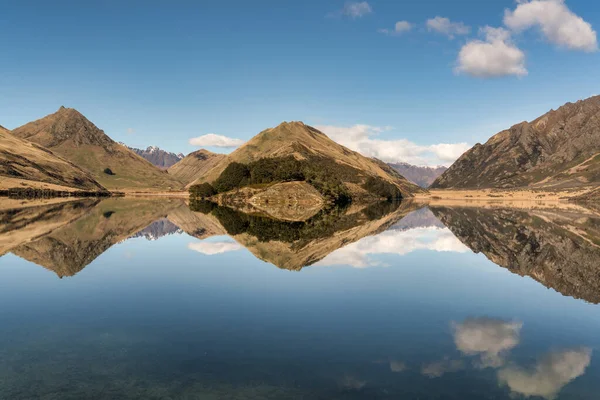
(0, 197), (599, 399)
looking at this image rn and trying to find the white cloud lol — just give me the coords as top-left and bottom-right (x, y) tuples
(189, 133), (245, 148)
(315, 124), (470, 166)
(389, 360), (407, 373)
(421, 358), (465, 378)
(341, 1), (372, 18)
(379, 21), (413, 36)
(504, 0), (597, 52)
(188, 240), (243, 255)
(427, 16), (471, 38)
(315, 226), (469, 268)
(455, 26), (528, 78)
(452, 318), (523, 368)
(498, 348), (592, 399)
(127, 128), (135, 134)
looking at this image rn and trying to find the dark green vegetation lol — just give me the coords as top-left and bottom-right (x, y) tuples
(103, 168), (115, 175)
(189, 156), (402, 203)
(189, 182), (217, 199)
(189, 199), (401, 247)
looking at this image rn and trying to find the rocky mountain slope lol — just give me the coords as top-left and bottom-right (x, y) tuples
(432, 96), (600, 190)
(11, 107), (183, 191)
(388, 162), (447, 188)
(126, 145), (184, 169)
(192, 121), (424, 197)
(431, 206), (600, 304)
(167, 149), (227, 186)
(0, 125), (106, 192)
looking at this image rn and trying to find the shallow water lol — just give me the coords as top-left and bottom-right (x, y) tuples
(0, 198), (599, 399)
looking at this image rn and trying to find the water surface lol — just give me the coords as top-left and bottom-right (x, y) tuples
(0, 198), (599, 399)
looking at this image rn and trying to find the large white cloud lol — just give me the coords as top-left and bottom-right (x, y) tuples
(504, 0), (597, 52)
(315, 124), (470, 167)
(315, 226), (469, 268)
(452, 318), (523, 368)
(189, 133), (245, 148)
(498, 348), (592, 399)
(188, 240), (243, 255)
(342, 2), (372, 18)
(427, 16), (471, 38)
(456, 26), (528, 78)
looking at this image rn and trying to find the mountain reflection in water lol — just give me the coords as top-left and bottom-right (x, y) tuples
(0, 197), (599, 399)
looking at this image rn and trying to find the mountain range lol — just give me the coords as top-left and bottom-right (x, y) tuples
(388, 163), (447, 188)
(125, 145), (184, 169)
(10, 107), (183, 191)
(2, 95), (600, 198)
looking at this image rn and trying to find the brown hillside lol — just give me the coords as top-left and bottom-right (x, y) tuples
(432, 95), (600, 190)
(168, 149), (227, 185)
(191, 121), (424, 197)
(0, 126), (105, 191)
(11, 107), (183, 191)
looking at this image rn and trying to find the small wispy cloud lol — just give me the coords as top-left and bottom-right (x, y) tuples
(426, 16), (471, 39)
(330, 1), (372, 19)
(127, 128), (135, 134)
(378, 21), (414, 36)
(188, 240), (243, 255)
(189, 133), (245, 148)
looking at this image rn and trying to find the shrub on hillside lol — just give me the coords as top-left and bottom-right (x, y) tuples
(189, 182), (216, 198)
(213, 162), (250, 193)
(362, 176), (401, 200)
(103, 168), (115, 175)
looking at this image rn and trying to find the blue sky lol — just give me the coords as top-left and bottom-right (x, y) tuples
(1, 0), (598, 165)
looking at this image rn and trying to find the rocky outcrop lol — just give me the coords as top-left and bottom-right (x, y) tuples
(126, 145), (184, 169)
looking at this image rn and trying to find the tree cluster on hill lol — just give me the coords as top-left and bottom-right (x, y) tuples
(189, 155), (402, 203)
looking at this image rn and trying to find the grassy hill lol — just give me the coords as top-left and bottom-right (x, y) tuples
(11, 107), (184, 191)
(168, 149), (227, 186)
(191, 121), (424, 198)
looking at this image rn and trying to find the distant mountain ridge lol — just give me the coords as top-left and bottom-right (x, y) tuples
(432, 95), (600, 190)
(124, 144), (184, 169)
(11, 107), (183, 191)
(388, 162), (447, 188)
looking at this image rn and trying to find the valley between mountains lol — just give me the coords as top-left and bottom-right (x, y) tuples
(2, 95), (600, 208)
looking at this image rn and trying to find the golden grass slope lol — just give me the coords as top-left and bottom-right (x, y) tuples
(190, 121), (424, 197)
(0, 126), (105, 191)
(11, 107), (183, 191)
(167, 149), (227, 186)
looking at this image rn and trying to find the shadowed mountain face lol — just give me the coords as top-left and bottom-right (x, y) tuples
(0, 126), (105, 192)
(431, 206), (600, 304)
(432, 95), (600, 190)
(11, 107), (183, 191)
(388, 163), (447, 188)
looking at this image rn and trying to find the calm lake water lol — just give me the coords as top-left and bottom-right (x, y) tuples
(0, 197), (599, 399)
